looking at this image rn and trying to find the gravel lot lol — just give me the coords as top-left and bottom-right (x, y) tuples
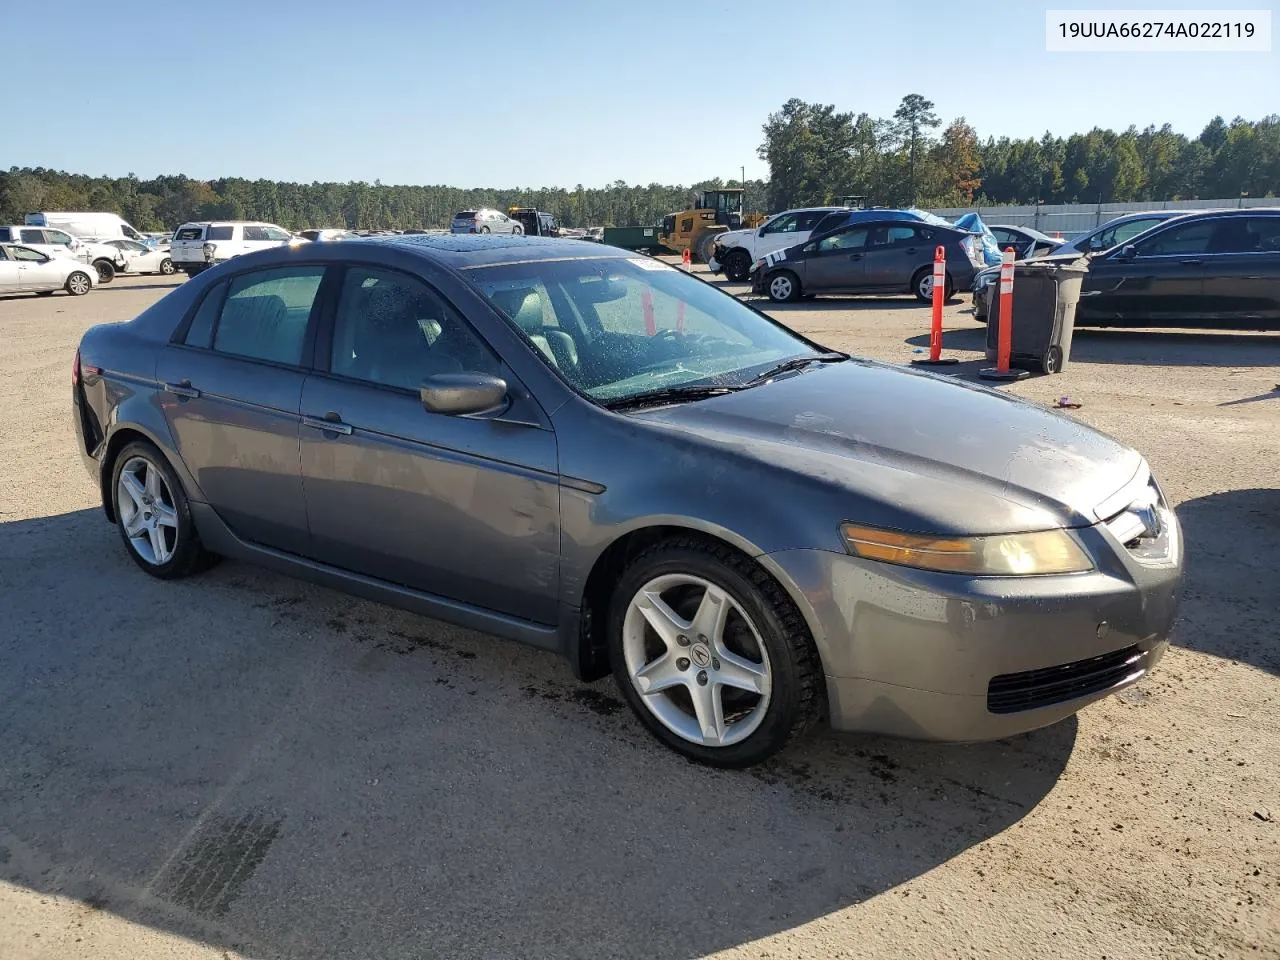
(1, 271), (1277, 960)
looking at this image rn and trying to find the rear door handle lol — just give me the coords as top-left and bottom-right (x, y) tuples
(904, 247), (917, 254)
(1180, 258), (1204, 265)
(847, 253), (862, 261)
(164, 380), (200, 399)
(302, 413), (352, 436)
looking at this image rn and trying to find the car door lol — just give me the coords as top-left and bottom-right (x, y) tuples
(299, 263), (560, 624)
(801, 226), (869, 291)
(1198, 216), (1280, 325)
(0, 247), (20, 292)
(154, 264), (327, 554)
(1082, 219), (1216, 323)
(10, 245), (64, 291)
(861, 224), (924, 289)
(753, 213), (802, 258)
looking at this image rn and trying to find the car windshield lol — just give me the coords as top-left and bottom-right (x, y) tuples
(466, 257), (822, 402)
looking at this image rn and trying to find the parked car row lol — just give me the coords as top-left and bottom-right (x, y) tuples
(972, 209), (1280, 327)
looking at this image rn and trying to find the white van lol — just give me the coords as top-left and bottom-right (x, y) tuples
(25, 212), (148, 243)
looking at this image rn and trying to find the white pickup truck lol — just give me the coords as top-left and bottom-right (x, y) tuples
(170, 221), (295, 275)
(708, 207), (844, 282)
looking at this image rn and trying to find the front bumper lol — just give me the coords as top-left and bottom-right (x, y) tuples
(764, 509), (1182, 741)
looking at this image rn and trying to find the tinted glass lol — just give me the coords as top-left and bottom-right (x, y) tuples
(885, 225), (918, 244)
(1135, 221), (1215, 256)
(241, 225), (269, 241)
(20, 229), (46, 243)
(811, 213), (849, 236)
(213, 266), (324, 364)
(455, 212), (477, 219)
(1206, 216), (1280, 254)
(263, 225), (292, 241)
(1095, 217), (1165, 250)
(184, 282), (226, 349)
(207, 225), (234, 241)
(11, 246), (47, 262)
(468, 257), (817, 402)
(762, 214), (799, 235)
(176, 227), (204, 241)
(795, 211), (829, 232)
(329, 267), (500, 390)
(47, 230), (74, 246)
(818, 228), (868, 252)
(0, 247), (8, 260)
(0, 228), (11, 242)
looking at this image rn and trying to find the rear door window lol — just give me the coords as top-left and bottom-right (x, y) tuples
(761, 214), (800, 236)
(263, 225), (292, 241)
(183, 282), (227, 349)
(817, 227), (869, 253)
(795, 211), (830, 232)
(19, 229), (47, 244)
(212, 266), (325, 365)
(207, 225), (235, 241)
(242, 225), (269, 241)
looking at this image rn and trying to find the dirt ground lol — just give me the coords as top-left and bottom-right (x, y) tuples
(0, 271), (1276, 960)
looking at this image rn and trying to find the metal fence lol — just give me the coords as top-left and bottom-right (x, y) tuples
(925, 197), (1277, 239)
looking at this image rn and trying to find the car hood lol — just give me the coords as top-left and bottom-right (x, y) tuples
(715, 228), (752, 247)
(631, 360), (1142, 535)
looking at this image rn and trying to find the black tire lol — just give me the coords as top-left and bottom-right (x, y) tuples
(511, 225), (523, 235)
(479, 226), (491, 234)
(607, 536), (823, 768)
(911, 267), (954, 303)
(109, 440), (217, 580)
(65, 271), (92, 296)
(693, 231), (718, 265)
(765, 270), (801, 303)
(722, 248), (752, 283)
(93, 259), (116, 283)
(185, 264), (207, 276)
(159, 258), (175, 275)
(1042, 345), (1063, 374)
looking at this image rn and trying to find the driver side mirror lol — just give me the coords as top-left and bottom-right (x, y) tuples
(420, 372), (509, 417)
(803, 242), (817, 254)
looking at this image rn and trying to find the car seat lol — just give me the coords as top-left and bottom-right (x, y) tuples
(489, 288), (578, 373)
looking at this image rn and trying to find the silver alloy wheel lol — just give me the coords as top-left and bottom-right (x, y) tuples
(117, 455), (179, 566)
(622, 573), (772, 748)
(160, 258), (174, 275)
(918, 273), (933, 298)
(768, 275), (793, 301)
(67, 272), (90, 295)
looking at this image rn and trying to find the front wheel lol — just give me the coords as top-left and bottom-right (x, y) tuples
(722, 249), (752, 283)
(511, 225), (523, 235)
(608, 538), (822, 767)
(479, 226), (491, 234)
(159, 258), (175, 275)
(110, 441), (216, 579)
(65, 271), (92, 296)
(1042, 345), (1063, 374)
(766, 271), (801, 303)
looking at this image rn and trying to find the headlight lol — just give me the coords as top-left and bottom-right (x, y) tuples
(203, 242), (217, 261)
(840, 523), (1093, 576)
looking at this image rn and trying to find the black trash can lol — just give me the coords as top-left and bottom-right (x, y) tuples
(984, 257), (1089, 374)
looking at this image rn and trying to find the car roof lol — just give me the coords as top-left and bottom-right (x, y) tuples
(344, 233), (633, 268)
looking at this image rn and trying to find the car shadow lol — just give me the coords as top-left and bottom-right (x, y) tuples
(1173, 488), (1280, 677)
(905, 326), (1280, 368)
(0, 508), (1078, 959)
(93, 280), (185, 293)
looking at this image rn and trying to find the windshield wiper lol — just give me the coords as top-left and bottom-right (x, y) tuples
(745, 352), (847, 386)
(603, 384), (742, 411)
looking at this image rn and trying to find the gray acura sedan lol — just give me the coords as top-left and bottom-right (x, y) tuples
(72, 235), (1183, 767)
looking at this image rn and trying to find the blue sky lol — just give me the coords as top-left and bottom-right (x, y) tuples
(8, 0), (1278, 187)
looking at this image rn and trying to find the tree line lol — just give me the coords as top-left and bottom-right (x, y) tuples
(1, 96), (1275, 232)
(760, 96), (1279, 211)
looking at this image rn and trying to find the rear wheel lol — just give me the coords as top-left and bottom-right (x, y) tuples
(912, 267), (952, 303)
(110, 441), (216, 580)
(511, 225), (523, 235)
(1042, 345), (1063, 374)
(722, 248), (752, 282)
(65, 271), (92, 296)
(766, 270), (801, 303)
(479, 225), (491, 234)
(608, 538), (822, 767)
(159, 258), (175, 275)
(93, 259), (116, 283)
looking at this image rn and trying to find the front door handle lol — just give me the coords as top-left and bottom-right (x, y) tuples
(303, 413), (352, 436)
(904, 247), (917, 254)
(1180, 258), (1204, 265)
(164, 380), (200, 399)
(847, 253), (862, 261)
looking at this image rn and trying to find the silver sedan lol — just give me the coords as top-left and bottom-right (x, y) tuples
(0, 244), (97, 296)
